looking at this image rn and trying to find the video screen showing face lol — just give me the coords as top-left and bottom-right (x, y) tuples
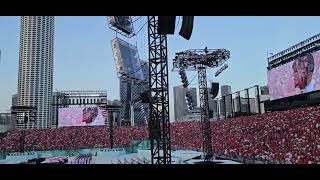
(82, 107), (99, 124)
(268, 50), (320, 100)
(58, 107), (105, 127)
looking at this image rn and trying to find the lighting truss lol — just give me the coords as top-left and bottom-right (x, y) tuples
(215, 63), (228, 77)
(172, 48), (230, 71)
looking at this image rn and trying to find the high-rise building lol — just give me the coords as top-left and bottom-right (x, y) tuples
(210, 99), (219, 119)
(17, 16), (54, 129)
(219, 99), (225, 118)
(220, 85), (232, 117)
(173, 85), (197, 121)
(106, 100), (121, 126)
(119, 60), (149, 126)
(131, 61), (149, 126)
(11, 94), (18, 107)
(221, 85), (232, 96)
(0, 113), (13, 133)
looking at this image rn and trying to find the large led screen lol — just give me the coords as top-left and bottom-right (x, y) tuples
(268, 50), (320, 100)
(112, 37), (144, 80)
(58, 107), (105, 127)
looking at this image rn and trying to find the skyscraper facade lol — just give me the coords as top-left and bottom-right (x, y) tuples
(221, 85), (232, 97)
(17, 16), (54, 129)
(11, 94), (18, 108)
(131, 61), (149, 126)
(119, 60), (149, 126)
(173, 85), (197, 121)
(220, 85), (232, 118)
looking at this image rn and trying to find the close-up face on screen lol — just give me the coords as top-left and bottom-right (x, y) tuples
(268, 51), (320, 100)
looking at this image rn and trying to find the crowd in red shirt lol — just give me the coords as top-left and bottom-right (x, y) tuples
(171, 105), (320, 164)
(0, 105), (319, 164)
(0, 125), (149, 153)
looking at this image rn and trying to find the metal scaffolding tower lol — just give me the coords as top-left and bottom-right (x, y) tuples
(147, 16), (171, 164)
(172, 48), (230, 162)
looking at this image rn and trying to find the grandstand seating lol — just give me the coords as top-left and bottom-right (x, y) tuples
(1, 105), (320, 164)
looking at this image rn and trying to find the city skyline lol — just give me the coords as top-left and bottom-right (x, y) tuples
(1, 16), (320, 121)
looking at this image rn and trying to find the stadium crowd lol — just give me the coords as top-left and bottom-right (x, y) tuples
(171, 105), (320, 164)
(0, 105), (320, 164)
(0, 125), (149, 153)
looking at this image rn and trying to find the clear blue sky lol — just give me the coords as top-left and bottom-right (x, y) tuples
(1, 16), (320, 120)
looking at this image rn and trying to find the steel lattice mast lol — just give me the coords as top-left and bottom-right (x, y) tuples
(147, 16), (171, 164)
(172, 48), (230, 162)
